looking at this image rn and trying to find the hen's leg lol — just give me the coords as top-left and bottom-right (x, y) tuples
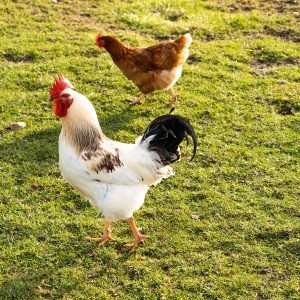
(168, 88), (177, 107)
(125, 217), (147, 251)
(127, 93), (145, 105)
(85, 220), (112, 246)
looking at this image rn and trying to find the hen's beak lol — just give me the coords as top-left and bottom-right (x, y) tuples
(96, 35), (104, 48)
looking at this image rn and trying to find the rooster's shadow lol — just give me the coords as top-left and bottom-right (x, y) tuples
(0, 127), (59, 167)
(0, 106), (153, 170)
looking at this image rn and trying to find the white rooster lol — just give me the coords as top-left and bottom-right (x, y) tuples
(50, 75), (197, 250)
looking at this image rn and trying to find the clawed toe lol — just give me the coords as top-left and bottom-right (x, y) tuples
(97, 236), (112, 246)
(125, 234), (148, 252)
(127, 98), (143, 105)
(168, 96), (177, 107)
(125, 242), (139, 252)
(85, 235), (112, 247)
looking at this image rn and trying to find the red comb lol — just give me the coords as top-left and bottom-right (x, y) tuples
(50, 75), (74, 99)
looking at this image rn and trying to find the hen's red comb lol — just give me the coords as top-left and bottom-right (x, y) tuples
(50, 75), (74, 99)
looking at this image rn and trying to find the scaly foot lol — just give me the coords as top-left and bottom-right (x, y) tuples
(168, 95), (177, 107)
(126, 217), (148, 252)
(85, 220), (113, 247)
(84, 234), (112, 246)
(127, 98), (143, 105)
(126, 93), (145, 105)
(125, 233), (148, 252)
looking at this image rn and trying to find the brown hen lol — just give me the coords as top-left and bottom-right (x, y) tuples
(96, 33), (192, 105)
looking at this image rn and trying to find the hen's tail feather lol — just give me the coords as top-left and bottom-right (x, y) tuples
(141, 114), (197, 165)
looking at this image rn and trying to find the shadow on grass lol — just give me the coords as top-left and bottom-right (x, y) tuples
(255, 229), (299, 242)
(0, 106), (145, 167)
(0, 127), (59, 164)
(99, 105), (164, 137)
(0, 278), (38, 300)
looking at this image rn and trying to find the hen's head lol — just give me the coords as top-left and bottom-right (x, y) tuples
(96, 34), (106, 48)
(50, 75), (74, 118)
(96, 35), (121, 49)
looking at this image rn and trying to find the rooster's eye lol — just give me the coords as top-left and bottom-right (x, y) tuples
(60, 93), (72, 101)
(61, 93), (71, 98)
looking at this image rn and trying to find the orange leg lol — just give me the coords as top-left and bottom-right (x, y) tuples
(125, 217), (148, 251)
(85, 220), (112, 246)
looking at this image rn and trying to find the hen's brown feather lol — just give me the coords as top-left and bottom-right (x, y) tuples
(97, 34), (192, 94)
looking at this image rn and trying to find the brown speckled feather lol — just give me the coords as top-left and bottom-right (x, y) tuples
(63, 123), (123, 173)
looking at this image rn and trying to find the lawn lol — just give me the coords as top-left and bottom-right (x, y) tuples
(0, 0), (299, 299)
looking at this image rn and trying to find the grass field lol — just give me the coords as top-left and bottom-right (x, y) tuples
(0, 0), (300, 299)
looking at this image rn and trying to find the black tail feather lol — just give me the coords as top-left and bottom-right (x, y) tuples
(141, 113), (197, 165)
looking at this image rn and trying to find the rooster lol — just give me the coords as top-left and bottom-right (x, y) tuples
(50, 75), (197, 250)
(96, 33), (192, 106)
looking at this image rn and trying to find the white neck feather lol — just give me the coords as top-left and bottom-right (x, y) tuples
(62, 89), (101, 130)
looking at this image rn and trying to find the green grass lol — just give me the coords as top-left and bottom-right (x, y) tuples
(0, 0), (300, 299)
